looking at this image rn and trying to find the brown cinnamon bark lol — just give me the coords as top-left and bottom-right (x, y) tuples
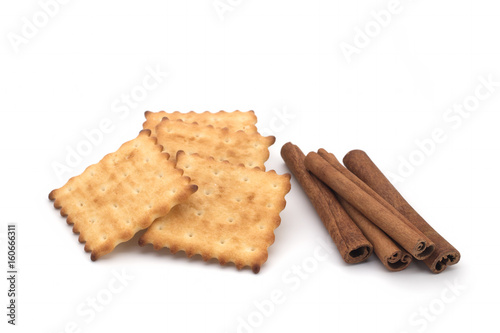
(304, 151), (435, 260)
(316, 149), (437, 259)
(281, 143), (372, 263)
(317, 149), (433, 237)
(339, 198), (412, 271)
(343, 150), (460, 273)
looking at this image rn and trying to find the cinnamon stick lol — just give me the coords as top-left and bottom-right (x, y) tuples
(316, 149), (437, 260)
(281, 143), (372, 264)
(304, 151), (435, 260)
(343, 150), (460, 273)
(339, 198), (412, 271)
(317, 149), (434, 240)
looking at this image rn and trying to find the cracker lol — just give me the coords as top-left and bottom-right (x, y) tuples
(143, 110), (258, 136)
(155, 118), (275, 170)
(49, 130), (198, 261)
(139, 152), (291, 273)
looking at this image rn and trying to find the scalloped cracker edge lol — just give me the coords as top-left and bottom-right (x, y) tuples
(48, 129), (198, 261)
(139, 152), (291, 273)
(155, 117), (275, 170)
(143, 110), (258, 137)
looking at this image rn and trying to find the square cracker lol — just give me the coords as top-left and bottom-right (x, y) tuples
(143, 110), (258, 136)
(155, 118), (275, 170)
(139, 152), (291, 273)
(49, 130), (198, 261)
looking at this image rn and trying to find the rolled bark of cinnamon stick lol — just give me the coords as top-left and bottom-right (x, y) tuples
(339, 198), (412, 272)
(281, 143), (372, 264)
(316, 149), (436, 260)
(343, 150), (460, 273)
(304, 151), (435, 260)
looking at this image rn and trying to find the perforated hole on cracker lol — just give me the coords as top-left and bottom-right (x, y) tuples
(143, 110), (258, 136)
(49, 130), (198, 261)
(154, 117), (275, 170)
(139, 152), (291, 273)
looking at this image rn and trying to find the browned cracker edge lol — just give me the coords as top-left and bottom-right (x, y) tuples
(48, 129), (198, 261)
(143, 110), (258, 132)
(154, 117), (276, 169)
(138, 151), (291, 273)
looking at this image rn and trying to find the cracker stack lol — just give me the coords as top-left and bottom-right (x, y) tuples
(49, 111), (291, 273)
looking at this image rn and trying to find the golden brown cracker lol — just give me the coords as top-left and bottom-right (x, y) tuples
(49, 130), (198, 261)
(143, 110), (258, 136)
(139, 152), (291, 273)
(155, 118), (275, 170)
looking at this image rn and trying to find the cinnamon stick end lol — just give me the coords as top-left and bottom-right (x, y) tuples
(385, 251), (412, 272)
(343, 149), (369, 165)
(413, 242), (435, 260)
(429, 250), (461, 274)
(280, 142), (295, 158)
(344, 244), (373, 264)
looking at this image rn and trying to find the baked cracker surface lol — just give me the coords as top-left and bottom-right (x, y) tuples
(49, 130), (198, 261)
(143, 110), (258, 136)
(155, 118), (275, 170)
(139, 152), (291, 273)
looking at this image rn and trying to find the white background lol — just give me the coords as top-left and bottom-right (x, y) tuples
(1, 1), (499, 332)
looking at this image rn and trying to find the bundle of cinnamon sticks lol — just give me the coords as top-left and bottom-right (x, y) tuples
(281, 143), (460, 273)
